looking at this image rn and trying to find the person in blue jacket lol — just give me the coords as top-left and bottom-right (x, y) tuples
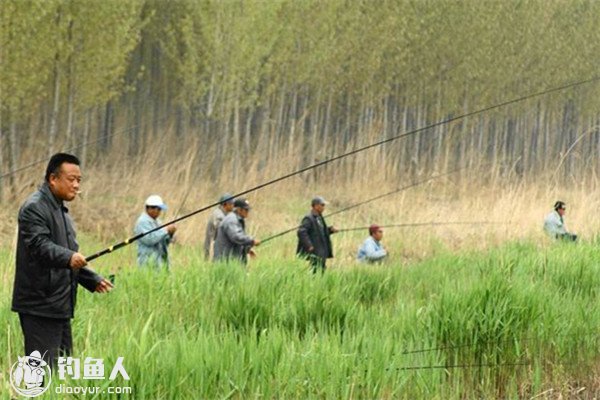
(357, 224), (388, 263)
(134, 195), (177, 270)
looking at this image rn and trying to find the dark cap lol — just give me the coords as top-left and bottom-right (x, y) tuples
(219, 193), (235, 205)
(554, 201), (566, 210)
(311, 196), (329, 206)
(234, 198), (251, 210)
(369, 224), (382, 236)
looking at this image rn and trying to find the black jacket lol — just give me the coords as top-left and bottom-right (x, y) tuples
(296, 211), (334, 259)
(12, 183), (101, 319)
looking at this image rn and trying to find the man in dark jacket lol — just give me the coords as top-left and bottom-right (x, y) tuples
(213, 198), (260, 265)
(296, 196), (338, 273)
(11, 153), (113, 367)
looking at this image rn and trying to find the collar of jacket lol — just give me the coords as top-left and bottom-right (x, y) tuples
(40, 182), (68, 212)
(554, 210), (564, 223)
(310, 210), (322, 218)
(143, 211), (160, 222)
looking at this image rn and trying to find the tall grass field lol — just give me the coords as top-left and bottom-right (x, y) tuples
(2, 234), (599, 398)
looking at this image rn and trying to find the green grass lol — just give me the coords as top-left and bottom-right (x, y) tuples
(1, 238), (600, 398)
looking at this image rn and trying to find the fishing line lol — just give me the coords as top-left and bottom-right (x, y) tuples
(85, 77), (600, 261)
(399, 336), (533, 356)
(390, 361), (530, 372)
(260, 163), (482, 244)
(337, 221), (506, 233)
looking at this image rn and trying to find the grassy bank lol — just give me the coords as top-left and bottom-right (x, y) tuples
(1, 238), (599, 398)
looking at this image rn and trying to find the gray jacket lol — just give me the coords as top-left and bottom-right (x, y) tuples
(12, 183), (101, 319)
(203, 206), (227, 260)
(134, 212), (172, 269)
(213, 212), (254, 264)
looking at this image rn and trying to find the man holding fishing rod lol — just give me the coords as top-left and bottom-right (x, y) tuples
(213, 198), (260, 265)
(297, 196), (339, 273)
(203, 193), (235, 260)
(11, 153), (113, 367)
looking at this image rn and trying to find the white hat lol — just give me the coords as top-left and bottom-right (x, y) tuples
(145, 195), (167, 210)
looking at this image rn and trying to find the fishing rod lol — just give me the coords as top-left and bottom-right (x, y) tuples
(0, 115), (171, 181)
(84, 77), (600, 262)
(398, 327), (600, 357)
(169, 163), (209, 244)
(259, 164), (480, 244)
(375, 335), (533, 372)
(399, 336), (531, 356)
(337, 221), (506, 233)
(351, 336), (533, 365)
(390, 360), (530, 372)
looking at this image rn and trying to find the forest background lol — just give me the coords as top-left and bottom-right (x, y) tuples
(2, 0), (600, 251)
(4, 2), (600, 397)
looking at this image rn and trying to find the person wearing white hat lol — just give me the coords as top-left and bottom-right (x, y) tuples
(133, 195), (177, 270)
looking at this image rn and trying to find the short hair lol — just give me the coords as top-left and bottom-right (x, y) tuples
(554, 201), (566, 211)
(45, 153), (80, 182)
(369, 224), (381, 236)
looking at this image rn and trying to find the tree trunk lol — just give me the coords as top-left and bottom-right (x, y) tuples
(64, 17), (74, 149)
(48, 57), (61, 156)
(81, 109), (91, 169)
(244, 106), (254, 168)
(287, 88), (298, 159)
(204, 71), (216, 135)
(232, 94), (241, 183)
(48, 7), (62, 156)
(309, 89), (322, 184)
(151, 42), (161, 139)
(65, 76), (75, 150)
(274, 84), (286, 162)
(175, 104), (184, 138)
(5, 116), (19, 196)
(102, 101), (114, 152)
(0, 108), (4, 203)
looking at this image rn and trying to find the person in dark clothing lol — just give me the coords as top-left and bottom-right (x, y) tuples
(296, 196), (338, 273)
(11, 153), (113, 367)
